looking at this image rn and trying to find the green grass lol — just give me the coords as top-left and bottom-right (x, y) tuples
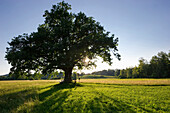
(0, 80), (170, 113)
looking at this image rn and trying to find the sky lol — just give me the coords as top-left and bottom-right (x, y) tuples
(0, 0), (170, 75)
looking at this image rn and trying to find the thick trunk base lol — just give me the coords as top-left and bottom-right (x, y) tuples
(63, 68), (73, 83)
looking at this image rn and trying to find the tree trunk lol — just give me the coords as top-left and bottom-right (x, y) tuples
(63, 68), (73, 83)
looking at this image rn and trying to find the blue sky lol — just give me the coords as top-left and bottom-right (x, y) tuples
(0, 0), (170, 74)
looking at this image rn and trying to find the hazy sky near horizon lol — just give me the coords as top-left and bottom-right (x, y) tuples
(0, 0), (170, 74)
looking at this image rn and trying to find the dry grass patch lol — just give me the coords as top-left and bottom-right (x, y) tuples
(80, 79), (170, 85)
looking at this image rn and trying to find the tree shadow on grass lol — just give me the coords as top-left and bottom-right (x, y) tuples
(18, 83), (163, 113)
(89, 95), (153, 113)
(0, 89), (38, 113)
(91, 82), (170, 86)
(31, 83), (82, 113)
(30, 83), (137, 113)
(85, 86), (135, 113)
(0, 83), (79, 113)
(86, 84), (162, 113)
(1, 82), (164, 113)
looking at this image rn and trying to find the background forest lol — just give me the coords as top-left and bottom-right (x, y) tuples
(1, 50), (169, 80)
(92, 51), (170, 78)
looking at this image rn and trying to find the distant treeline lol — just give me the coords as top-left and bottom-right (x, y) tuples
(1, 51), (169, 80)
(92, 70), (115, 76)
(0, 72), (83, 80)
(92, 51), (170, 78)
(0, 72), (64, 80)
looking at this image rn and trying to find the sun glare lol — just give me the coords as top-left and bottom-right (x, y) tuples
(85, 57), (90, 63)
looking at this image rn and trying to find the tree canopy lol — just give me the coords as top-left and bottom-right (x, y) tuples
(118, 51), (170, 78)
(5, 1), (120, 83)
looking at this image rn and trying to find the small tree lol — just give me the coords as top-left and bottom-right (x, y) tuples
(115, 69), (120, 77)
(138, 58), (149, 78)
(118, 69), (126, 78)
(126, 68), (132, 78)
(5, 1), (120, 83)
(132, 66), (139, 78)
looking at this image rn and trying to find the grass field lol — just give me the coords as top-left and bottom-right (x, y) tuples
(0, 79), (170, 113)
(80, 78), (170, 85)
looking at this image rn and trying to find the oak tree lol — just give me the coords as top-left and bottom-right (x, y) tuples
(5, 1), (120, 82)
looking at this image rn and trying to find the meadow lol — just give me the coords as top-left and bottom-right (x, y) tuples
(0, 79), (170, 113)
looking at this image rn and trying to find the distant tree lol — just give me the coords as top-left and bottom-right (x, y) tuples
(115, 51), (170, 79)
(102, 70), (108, 75)
(92, 69), (115, 76)
(107, 69), (115, 76)
(150, 51), (170, 78)
(51, 71), (59, 78)
(33, 72), (42, 80)
(115, 69), (120, 77)
(118, 69), (126, 78)
(138, 58), (150, 78)
(132, 66), (139, 78)
(126, 68), (132, 78)
(5, 1), (120, 83)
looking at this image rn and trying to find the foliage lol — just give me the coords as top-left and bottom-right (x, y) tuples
(5, 1), (120, 83)
(80, 74), (115, 79)
(118, 51), (170, 78)
(89, 50), (170, 79)
(0, 80), (169, 113)
(92, 69), (115, 76)
(115, 69), (120, 76)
